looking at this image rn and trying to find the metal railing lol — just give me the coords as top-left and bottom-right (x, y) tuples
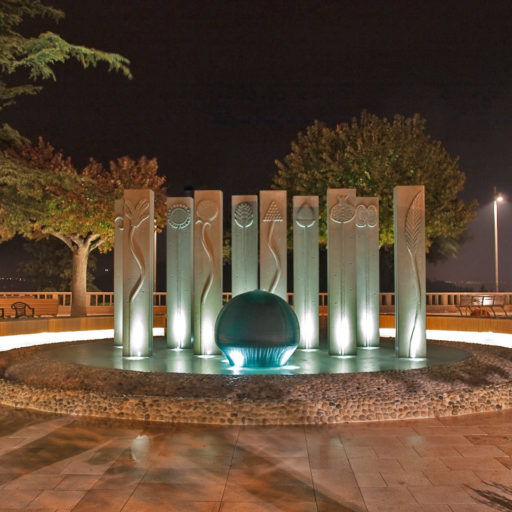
(1, 291), (510, 316)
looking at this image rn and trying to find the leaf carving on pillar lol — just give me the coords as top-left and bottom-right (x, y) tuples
(404, 189), (424, 357)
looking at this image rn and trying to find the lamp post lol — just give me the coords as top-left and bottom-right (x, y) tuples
(494, 187), (503, 292)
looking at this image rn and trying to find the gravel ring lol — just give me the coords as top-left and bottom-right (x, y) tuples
(0, 339), (510, 424)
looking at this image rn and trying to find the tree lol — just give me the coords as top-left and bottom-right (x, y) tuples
(0, 0), (131, 112)
(0, 138), (166, 315)
(0, 0), (131, 147)
(18, 237), (98, 292)
(272, 112), (477, 259)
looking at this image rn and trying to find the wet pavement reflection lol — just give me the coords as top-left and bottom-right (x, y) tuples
(0, 406), (511, 509)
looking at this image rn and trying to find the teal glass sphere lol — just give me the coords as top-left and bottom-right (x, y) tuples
(215, 290), (300, 368)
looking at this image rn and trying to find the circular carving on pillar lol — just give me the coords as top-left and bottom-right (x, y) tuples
(355, 204), (378, 228)
(167, 205), (191, 229)
(367, 205), (378, 227)
(196, 200), (218, 222)
(296, 203), (316, 228)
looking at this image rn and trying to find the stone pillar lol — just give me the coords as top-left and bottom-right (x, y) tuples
(394, 185), (426, 359)
(194, 190), (223, 355)
(166, 197), (194, 349)
(355, 197), (380, 348)
(232, 195), (258, 297)
(327, 188), (357, 356)
(113, 199), (124, 347)
(260, 190), (287, 301)
(293, 196), (319, 349)
(122, 189), (154, 357)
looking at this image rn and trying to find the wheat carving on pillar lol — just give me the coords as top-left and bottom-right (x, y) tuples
(394, 185), (426, 359)
(232, 195), (258, 297)
(122, 189), (154, 357)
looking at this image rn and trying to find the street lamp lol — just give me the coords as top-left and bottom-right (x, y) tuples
(494, 187), (503, 292)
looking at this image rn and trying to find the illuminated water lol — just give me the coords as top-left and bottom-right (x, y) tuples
(47, 337), (468, 375)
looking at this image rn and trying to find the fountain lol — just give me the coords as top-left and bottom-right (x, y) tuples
(114, 185), (427, 370)
(215, 289), (299, 368)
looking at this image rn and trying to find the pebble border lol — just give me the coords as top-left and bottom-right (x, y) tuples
(0, 340), (511, 424)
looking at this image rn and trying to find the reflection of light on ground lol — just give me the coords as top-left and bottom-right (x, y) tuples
(380, 328), (512, 348)
(0, 328), (164, 352)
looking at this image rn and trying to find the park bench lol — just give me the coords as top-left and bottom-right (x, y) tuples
(457, 294), (509, 318)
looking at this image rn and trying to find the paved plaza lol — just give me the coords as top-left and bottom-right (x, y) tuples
(0, 407), (511, 510)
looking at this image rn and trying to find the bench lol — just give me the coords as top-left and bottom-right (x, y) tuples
(457, 294), (509, 318)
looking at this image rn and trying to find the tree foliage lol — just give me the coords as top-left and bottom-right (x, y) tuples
(0, 0), (131, 112)
(0, 137), (166, 314)
(272, 112), (477, 259)
(1, 138), (166, 246)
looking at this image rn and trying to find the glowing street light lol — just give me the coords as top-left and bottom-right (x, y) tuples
(493, 187), (503, 292)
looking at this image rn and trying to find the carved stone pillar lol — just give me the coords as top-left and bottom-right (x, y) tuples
(355, 197), (380, 348)
(122, 189), (154, 357)
(166, 197), (194, 349)
(193, 190), (223, 355)
(293, 195), (319, 349)
(259, 190), (287, 301)
(327, 188), (357, 356)
(394, 185), (426, 359)
(113, 199), (124, 347)
(232, 195), (258, 297)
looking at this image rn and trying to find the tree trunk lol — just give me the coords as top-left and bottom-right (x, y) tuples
(71, 245), (89, 316)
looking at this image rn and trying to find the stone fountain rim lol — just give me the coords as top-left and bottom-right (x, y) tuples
(0, 338), (510, 425)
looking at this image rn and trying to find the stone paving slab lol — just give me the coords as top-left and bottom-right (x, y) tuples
(0, 407), (511, 510)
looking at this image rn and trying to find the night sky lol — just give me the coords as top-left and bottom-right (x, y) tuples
(3, 0), (512, 290)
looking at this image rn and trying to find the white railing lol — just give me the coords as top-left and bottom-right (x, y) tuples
(1, 291), (511, 316)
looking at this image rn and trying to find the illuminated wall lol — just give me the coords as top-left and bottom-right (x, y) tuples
(293, 195), (319, 349)
(394, 185), (426, 359)
(355, 197), (380, 348)
(232, 195), (258, 296)
(113, 199), (124, 347)
(122, 189), (154, 357)
(260, 190), (287, 300)
(327, 188), (357, 356)
(193, 190), (223, 355)
(166, 196), (194, 349)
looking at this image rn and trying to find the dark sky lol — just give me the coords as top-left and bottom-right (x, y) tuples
(3, 0), (512, 289)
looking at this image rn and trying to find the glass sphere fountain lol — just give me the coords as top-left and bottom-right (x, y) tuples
(215, 289), (300, 368)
